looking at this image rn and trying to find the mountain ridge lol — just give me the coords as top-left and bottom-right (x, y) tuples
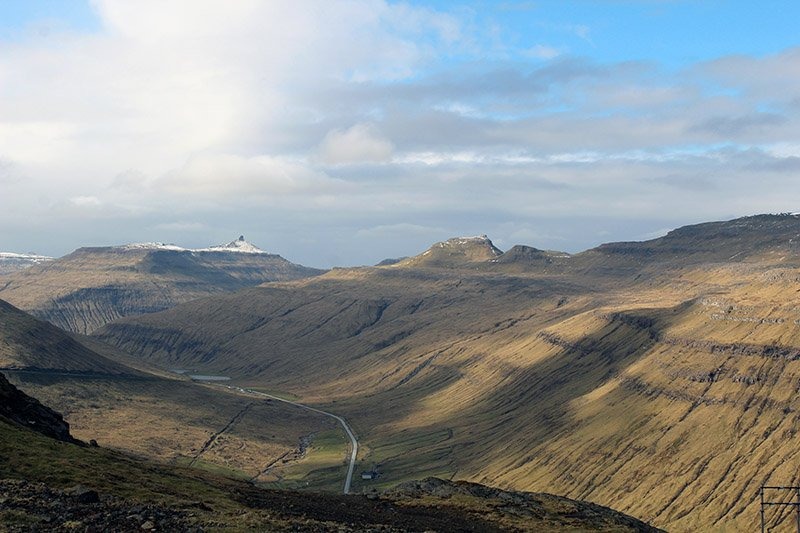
(111, 235), (272, 254)
(0, 298), (139, 375)
(0, 238), (325, 334)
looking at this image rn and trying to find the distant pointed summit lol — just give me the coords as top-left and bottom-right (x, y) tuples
(203, 237), (265, 254)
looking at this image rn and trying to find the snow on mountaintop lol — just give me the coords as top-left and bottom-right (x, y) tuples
(0, 252), (53, 260)
(0, 252), (54, 274)
(436, 235), (502, 255)
(119, 242), (188, 252)
(394, 234), (504, 268)
(117, 236), (268, 254)
(440, 235), (493, 244)
(196, 236), (266, 254)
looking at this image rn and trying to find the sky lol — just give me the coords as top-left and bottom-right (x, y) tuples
(1, 0), (799, 267)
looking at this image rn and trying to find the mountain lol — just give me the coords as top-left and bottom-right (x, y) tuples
(0, 298), (136, 375)
(0, 252), (52, 275)
(0, 237), (324, 334)
(582, 213), (800, 266)
(92, 213), (800, 531)
(395, 235), (503, 268)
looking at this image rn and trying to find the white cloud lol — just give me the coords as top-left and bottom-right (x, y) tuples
(317, 123), (395, 165)
(159, 154), (351, 200)
(69, 195), (102, 207)
(524, 44), (562, 60)
(766, 143), (800, 158)
(356, 223), (447, 238)
(153, 221), (207, 232)
(0, 1), (799, 265)
(0, 0), (455, 186)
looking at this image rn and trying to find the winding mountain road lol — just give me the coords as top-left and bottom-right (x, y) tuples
(222, 385), (359, 495)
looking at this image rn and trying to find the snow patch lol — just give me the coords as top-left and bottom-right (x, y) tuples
(119, 242), (188, 252)
(425, 235), (502, 256)
(196, 236), (266, 254)
(0, 252), (53, 261)
(116, 236), (268, 254)
(440, 235), (493, 246)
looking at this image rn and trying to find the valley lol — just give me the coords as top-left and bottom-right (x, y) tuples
(2, 213), (800, 531)
(1, 368), (660, 531)
(6, 372), (349, 491)
(3, 2), (795, 529)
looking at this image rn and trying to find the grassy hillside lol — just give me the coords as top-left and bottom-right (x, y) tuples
(6, 372), (352, 493)
(0, 299), (134, 374)
(0, 299), (352, 492)
(0, 406), (661, 531)
(92, 214), (800, 531)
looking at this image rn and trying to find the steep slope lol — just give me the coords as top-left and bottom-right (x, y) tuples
(93, 213), (800, 531)
(0, 298), (136, 374)
(0, 299), (352, 491)
(0, 237), (324, 333)
(0, 377), (660, 531)
(93, 267), (593, 382)
(482, 285), (800, 532)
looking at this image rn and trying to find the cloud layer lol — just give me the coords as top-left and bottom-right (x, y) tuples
(0, 1), (798, 266)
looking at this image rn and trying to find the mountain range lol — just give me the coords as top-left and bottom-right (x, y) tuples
(0, 237), (323, 334)
(3, 213), (800, 531)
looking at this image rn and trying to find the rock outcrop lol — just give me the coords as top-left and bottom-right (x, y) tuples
(0, 371), (82, 445)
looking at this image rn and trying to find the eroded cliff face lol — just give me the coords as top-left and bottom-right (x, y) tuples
(0, 245), (325, 334)
(0, 372), (81, 445)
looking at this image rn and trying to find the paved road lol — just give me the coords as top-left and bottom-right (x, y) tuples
(221, 385), (359, 495)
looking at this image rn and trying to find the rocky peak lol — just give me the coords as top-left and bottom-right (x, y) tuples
(398, 235), (503, 268)
(0, 372), (82, 445)
(202, 236), (266, 254)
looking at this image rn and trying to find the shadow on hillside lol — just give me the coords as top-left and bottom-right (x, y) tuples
(347, 303), (671, 489)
